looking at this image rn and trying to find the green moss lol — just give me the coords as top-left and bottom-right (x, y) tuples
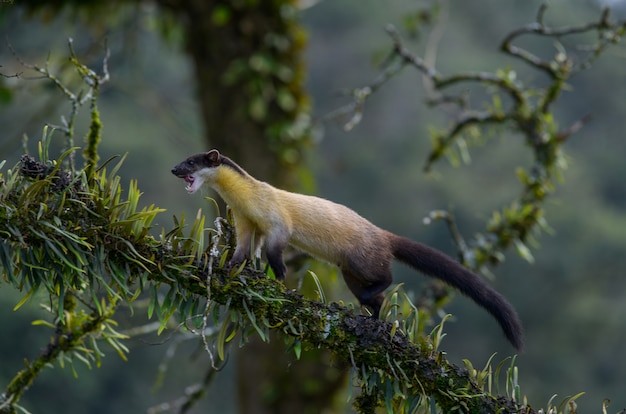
(83, 105), (102, 178)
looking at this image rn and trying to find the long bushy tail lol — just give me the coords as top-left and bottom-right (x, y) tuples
(391, 235), (524, 351)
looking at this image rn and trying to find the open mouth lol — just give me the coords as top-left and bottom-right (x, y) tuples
(184, 175), (195, 192)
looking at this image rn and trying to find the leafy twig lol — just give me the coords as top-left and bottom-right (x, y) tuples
(7, 38), (110, 172)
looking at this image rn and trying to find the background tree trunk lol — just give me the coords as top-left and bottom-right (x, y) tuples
(159, 0), (310, 184)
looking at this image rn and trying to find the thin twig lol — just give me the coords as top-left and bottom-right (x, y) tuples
(0, 65), (21, 78)
(7, 39), (77, 101)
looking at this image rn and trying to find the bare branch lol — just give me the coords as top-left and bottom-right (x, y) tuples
(501, 6), (626, 77)
(7, 39), (77, 101)
(0, 65), (21, 78)
(555, 113), (593, 143)
(321, 5), (626, 292)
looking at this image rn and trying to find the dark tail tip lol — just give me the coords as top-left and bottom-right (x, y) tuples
(494, 298), (524, 352)
(391, 235), (525, 351)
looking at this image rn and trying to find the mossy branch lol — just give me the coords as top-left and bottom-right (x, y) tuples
(1, 300), (119, 413)
(0, 153), (533, 413)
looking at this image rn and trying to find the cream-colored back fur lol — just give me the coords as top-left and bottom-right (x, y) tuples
(202, 164), (385, 265)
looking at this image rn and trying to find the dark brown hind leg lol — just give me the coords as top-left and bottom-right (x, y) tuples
(340, 267), (393, 318)
(264, 232), (288, 281)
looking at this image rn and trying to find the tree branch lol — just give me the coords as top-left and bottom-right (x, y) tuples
(0, 153), (531, 413)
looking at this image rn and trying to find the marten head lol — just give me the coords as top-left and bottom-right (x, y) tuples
(171, 149), (245, 193)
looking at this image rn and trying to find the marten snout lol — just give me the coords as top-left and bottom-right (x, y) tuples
(171, 166), (186, 177)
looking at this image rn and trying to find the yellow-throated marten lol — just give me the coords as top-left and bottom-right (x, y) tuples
(171, 150), (524, 350)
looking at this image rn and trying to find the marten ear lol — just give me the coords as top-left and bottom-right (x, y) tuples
(206, 150), (220, 165)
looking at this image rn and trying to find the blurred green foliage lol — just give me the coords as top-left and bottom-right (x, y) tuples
(2, 1), (626, 413)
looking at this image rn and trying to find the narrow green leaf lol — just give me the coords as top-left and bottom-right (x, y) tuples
(242, 299), (266, 342)
(217, 317), (231, 361)
(73, 351), (93, 369)
(148, 283), (158, 319)
(13, 289), (36, 311)
(292, 339), (301, 360)
(307, 270), (326, 304)
(384, 379), (394, 414)
(0, 241), (15, 283)
(104, 336), (129, 361)
(514, 238), (535, 263)
(107, 153), (128, 184)
(31, 319), (56, 329)
(44, 238), (86, 274)
(94, 154), (121, 174)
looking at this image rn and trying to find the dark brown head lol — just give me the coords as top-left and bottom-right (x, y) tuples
(171, 150), (222, 193)
(171, 149), (247, 193)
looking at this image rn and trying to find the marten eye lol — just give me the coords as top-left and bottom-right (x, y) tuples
(187, 160), (195, 166)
